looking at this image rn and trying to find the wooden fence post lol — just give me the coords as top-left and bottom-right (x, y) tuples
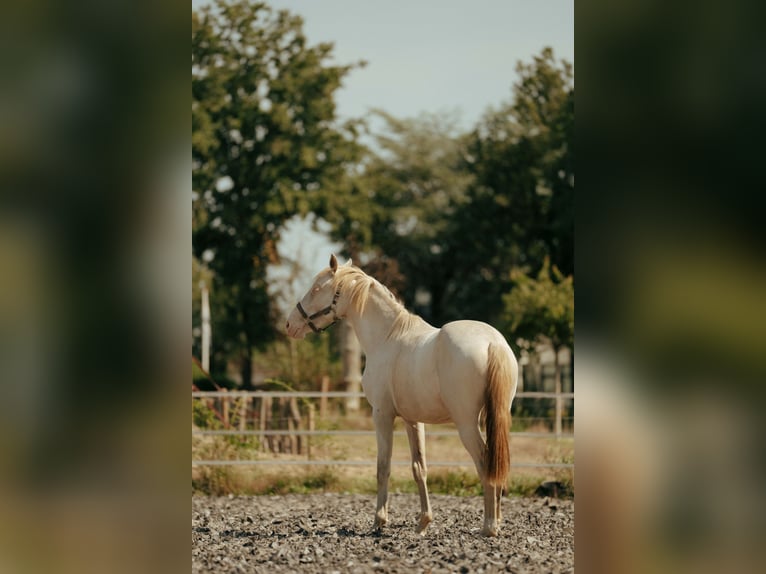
(259, 395), (267, 452)
(222, 389), (229, 428)
(289, 397), (302, 454)
(279, 397), (290, 453)
(554, 346), (562, 439)
(307, 403), (315, 460)
(263, 396), (274, 452)
(320, 375), (329, 418)
(286, 414), (295, 454)
(341, 322), (362, 412)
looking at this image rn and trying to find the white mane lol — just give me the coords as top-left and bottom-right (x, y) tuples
(333, 265), (427, 339)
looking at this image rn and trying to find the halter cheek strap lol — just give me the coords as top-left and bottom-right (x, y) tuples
(296, 289), (342, 333)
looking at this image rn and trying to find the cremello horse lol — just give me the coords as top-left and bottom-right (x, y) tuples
(286, 255), (518, 536)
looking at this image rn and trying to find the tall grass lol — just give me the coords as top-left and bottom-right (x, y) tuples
(192, 437), (573, 498)
(192, 400), (573, 498)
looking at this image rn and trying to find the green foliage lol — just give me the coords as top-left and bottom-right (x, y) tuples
(446, 47), (574, 324)
(323, 48), (573, 330)
(343, 109), (472, 248)
(192, 399), (223, 429)
(191, 22), (574, 385)
(322, 109), (472, 323)
(254, 332), (342, 390)
(192, 0), (363, 386)
(502, 257), (574, 352)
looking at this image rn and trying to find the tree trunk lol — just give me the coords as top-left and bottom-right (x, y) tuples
(200, 282), (211, 372)
(341, 321), (362, 412)
(240, 350), (253, 390)
(238, 273), (256, 390)
(570, 347), (574, 392)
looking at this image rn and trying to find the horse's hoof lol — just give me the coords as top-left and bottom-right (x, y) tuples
(415, 514), (432, 535)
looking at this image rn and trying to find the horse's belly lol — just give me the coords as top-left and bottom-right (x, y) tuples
(394, 391), (451, 424)
(391, 370), (450, 424)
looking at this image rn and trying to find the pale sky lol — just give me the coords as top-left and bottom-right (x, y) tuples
(192, 0), (574, 314)
(193, 0), (574, 130)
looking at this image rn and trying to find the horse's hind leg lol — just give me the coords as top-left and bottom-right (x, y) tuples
(456, 423), (500, 537)
(405, 421), (432, 534)
(496, 484), (503, 522)
(372, 408), (395, 531)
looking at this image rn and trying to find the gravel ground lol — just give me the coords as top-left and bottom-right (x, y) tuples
(192, 493), (573, 573)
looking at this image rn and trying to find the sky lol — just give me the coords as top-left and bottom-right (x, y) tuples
(192, 0), (574, 311)
(194, 0), (574, 131)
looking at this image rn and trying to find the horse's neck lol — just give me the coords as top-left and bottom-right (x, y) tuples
(345, 288), (400, 353)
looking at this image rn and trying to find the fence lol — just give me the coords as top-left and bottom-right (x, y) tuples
(192, 390), (573, 471)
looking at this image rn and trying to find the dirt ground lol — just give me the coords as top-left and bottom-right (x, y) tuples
(192, 493), (573, 573)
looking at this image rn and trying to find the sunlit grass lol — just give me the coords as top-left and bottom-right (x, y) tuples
(192, 459), (573, 499)
(192, 407), (573, 498)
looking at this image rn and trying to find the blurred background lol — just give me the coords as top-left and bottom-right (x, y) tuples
(191, 0), (574, 397)
(1, 0), (764, 572)
(190, 0), (575, 519)
(576, 1), (766, 572)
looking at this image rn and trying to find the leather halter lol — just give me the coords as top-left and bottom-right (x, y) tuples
(295, 288), (342, 333)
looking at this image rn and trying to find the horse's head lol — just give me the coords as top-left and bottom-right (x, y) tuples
(286, 254), (353, 339)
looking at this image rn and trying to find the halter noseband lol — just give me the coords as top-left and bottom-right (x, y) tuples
(296, 288), (342, 333)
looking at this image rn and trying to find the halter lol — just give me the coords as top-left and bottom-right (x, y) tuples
(296, 288), (342, 333)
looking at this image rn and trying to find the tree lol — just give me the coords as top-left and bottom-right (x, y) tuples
(502, 257), (574, 435)
(192, 0), (363, 386)
(447, 47), (574, 325)
(324, 48), (573, 332)
(512, 48), (574, 276)
(325, 110), (473, 326)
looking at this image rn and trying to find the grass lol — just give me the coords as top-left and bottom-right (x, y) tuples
(192, 405), (573, 499)
(192, 441), (573, 499)
(192, 462), (572, 498)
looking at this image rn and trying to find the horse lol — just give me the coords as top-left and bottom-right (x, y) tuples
(286, 254), (518, 536)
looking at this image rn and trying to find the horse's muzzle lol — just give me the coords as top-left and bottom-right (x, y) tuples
(285, 310), (307, 339)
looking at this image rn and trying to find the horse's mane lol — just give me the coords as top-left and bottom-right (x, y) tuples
(333, 266), (375, 314)
(333, 265), (427, 340)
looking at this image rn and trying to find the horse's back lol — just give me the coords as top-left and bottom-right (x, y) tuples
(439, 320), (512, 361)
(435, 321), (517, 423)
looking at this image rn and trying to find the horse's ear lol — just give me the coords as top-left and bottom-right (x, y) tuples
(345, 258), (353, 267)
(329, 254), (338, 272)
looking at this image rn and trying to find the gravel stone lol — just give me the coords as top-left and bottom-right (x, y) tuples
(192, 493), (573, 573)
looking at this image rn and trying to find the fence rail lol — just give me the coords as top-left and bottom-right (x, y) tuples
(193, 429), (573, 439)
(192, 391), (575, 399)
(192, 390), (574, 470)
(192, 460), (573, 468)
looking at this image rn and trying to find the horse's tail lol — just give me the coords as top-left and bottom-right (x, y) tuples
(485, 343), (513, 487)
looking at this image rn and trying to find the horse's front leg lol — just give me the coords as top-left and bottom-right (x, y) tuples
(372, 408), (395, 531)
(405, 421), (432, 534)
